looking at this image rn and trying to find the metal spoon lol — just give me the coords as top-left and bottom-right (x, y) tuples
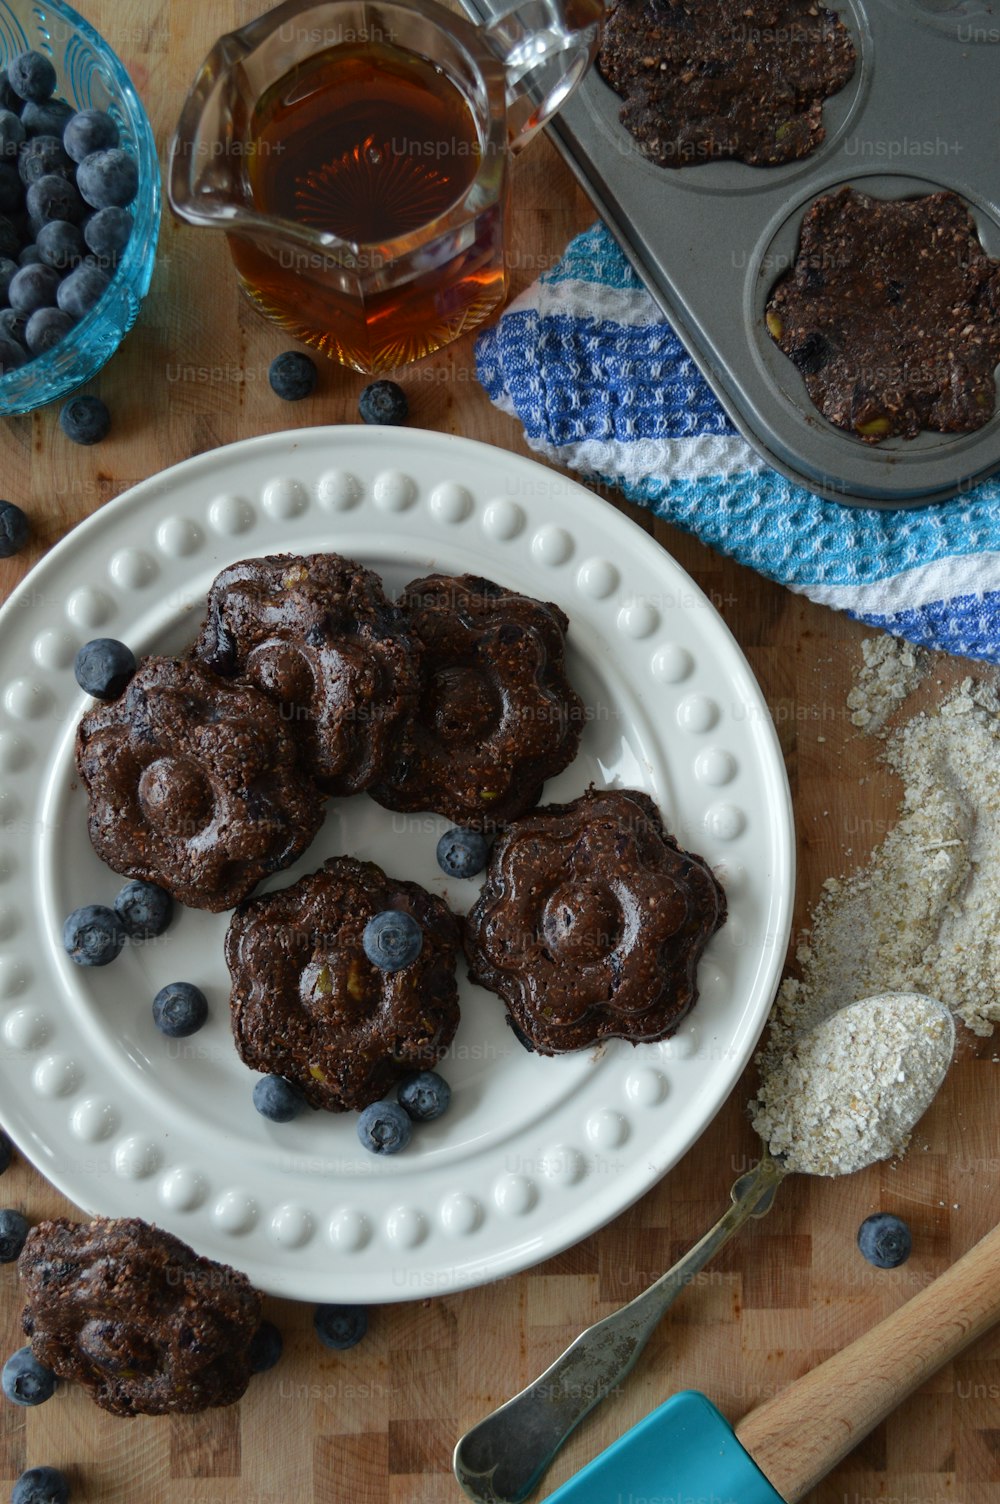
(453, 992), (955, 1504)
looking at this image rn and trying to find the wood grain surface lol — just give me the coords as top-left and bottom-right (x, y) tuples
(1, 4), (998, 1502)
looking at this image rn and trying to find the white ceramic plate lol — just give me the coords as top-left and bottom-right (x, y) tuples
(0, 427), (793, 1302)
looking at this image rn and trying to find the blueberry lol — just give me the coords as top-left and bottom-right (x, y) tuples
(0, 332), (25, 371)
(24, 306), (74, 354)
(857, 1212), (911, 1269)
(313, 1303), (367, 1350)
(59, 393), (110, 444)
(18, 135), (71, 187)
(26, 171), (84, 227)
(63, 108), (118, 164)
(7, 52), (56, 105)
(83, 204), (131, 263)
(0, 500), (29, 556)
(356, 1100), (412, 1154)
(21, 99), (74, 139)
(114, 880), (172, 938)
(362, 910), (422, 971)
(152, 982), (208, 1038)
(75, 147), (137, 209)
(17, 243), (41, 266)
(73, 637), (135, 697)
(36, 218), (83, 269)
(8, 261), (60, 313)
(1, 1346), (57, 1406)
(0, 252), (18, 298)
(268, 350), (317, 401)
(0, 108), (22, 159)
(358, 379), (408, 425)
(0, 307), (27, 345)
(0, 1208), (29, 1261)
(252, 1075), (305, 1123)
(12, 1466), (70, 1504)
(397, 1070), (451, 1123)
(55, 261), (109, 318)
(0, 1132), (10, 1173)
(436, 826), (489, 879)
(0, 160), (19, 212)
(62, 904), (126, 967)
(249, 1319), (283, 1373)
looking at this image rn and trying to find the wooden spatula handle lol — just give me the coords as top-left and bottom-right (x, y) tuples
(735, 1220), (1000, 1502)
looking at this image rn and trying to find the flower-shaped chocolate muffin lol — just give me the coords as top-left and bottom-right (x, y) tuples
(18, 1216), (262, 1417)
(369, 573), (585, 829)
(75, 657), (325, 911)
(464, 787), (726, 1052)
(226, 856), (461, 1110)
(192, 552), (420, 796)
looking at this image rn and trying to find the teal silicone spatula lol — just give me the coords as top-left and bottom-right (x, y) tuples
(539, 1217), (1000, 1504)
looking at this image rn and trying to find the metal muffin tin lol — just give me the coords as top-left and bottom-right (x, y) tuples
(464, 0), (1000, 506)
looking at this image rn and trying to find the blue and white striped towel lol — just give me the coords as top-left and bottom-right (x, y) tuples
(476, 222), (1000, 662)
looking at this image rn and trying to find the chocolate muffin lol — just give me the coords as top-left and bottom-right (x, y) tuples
(18, 1217), (262, 1417)
(464, 787), (726, 1053)
(75, 656), (325, 911)
(368, 574), (585, 829)
(597, 0), (856, 168)
(226, 856), (461, 1110)
(766, 187), (1000, 441)
(192, 552), (420, 797)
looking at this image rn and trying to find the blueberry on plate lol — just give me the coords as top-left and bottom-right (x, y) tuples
(25, 171), (84, 226)
(397, 1070), (451, 1123)
(59, 393), (110, 445)
(362, 910), (422, 971)
(63, 107), (118, 163)
(74, 637), (135, 698)
(12, 1466), (70, 1504)
(358, 378), (408, 425)
(82, 204), (131, 263)
(0, 1131), (11, 1174)
(75, 147), (138, 209)
(62, 904), (126, 967)
(1, 1346), (57, 1406)
(17, 134), (72, 187)
(356, 1099), (412, 1154)
(8, 261), (60, 314)
(114, 879), (172, 939)
(152, 982), (208, 1038)
(313, 1303), (367, 1350)
(252, 1075), (305, 1123)
(249, 1319), (283, 1373)
(36, 218), (83, 269)
(268, 350), (317, 401)
(0, 499), (29, 557)
(857, 1212), (912, 1269)
(24, 306), (74, 355)
(0, 1208), (29, 1261)
(436, 826), (489, 880)
(7, 51), (56, 105)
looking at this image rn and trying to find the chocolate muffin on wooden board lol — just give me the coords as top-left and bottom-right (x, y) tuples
(75, 656), (325, 911)
(464, 787), (726, 1053)
(192, 552), (420, 797)
(597, 0), (856, 168)
(368, 573), (585, 830)
(226, 856), (461, 1111)
(18, 1217), (262, 1417)
(766, 187), (1000, 441)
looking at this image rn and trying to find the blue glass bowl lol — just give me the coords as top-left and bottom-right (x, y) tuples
(0, 0), (159, 414)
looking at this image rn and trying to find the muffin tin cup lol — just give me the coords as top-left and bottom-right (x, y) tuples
(463, 0), (1000, 506)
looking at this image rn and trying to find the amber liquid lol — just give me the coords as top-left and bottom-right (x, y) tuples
(232, 43), (507, 372)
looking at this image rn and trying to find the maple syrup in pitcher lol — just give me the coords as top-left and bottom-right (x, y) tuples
(233, 40), (507, 372)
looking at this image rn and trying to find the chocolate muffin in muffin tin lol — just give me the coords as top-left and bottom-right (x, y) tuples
(226, 856), (461, 1111)
(597, 0), (856, 169)
(75, 656), (325, 912)
(192, 552), (421, 797)
(18, 1216), (261, 1416)
(464, 787), (727, 1053)
(766, 187), (1000, 442)
(369, 573), (585, 830)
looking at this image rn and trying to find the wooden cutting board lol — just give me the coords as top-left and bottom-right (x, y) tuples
(1, 3), (997, 1501)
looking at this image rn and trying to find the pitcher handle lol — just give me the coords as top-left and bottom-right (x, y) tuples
(485, 0), (604, 154)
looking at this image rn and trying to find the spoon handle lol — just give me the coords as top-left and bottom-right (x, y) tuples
(453, 1153), (787, 1504)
